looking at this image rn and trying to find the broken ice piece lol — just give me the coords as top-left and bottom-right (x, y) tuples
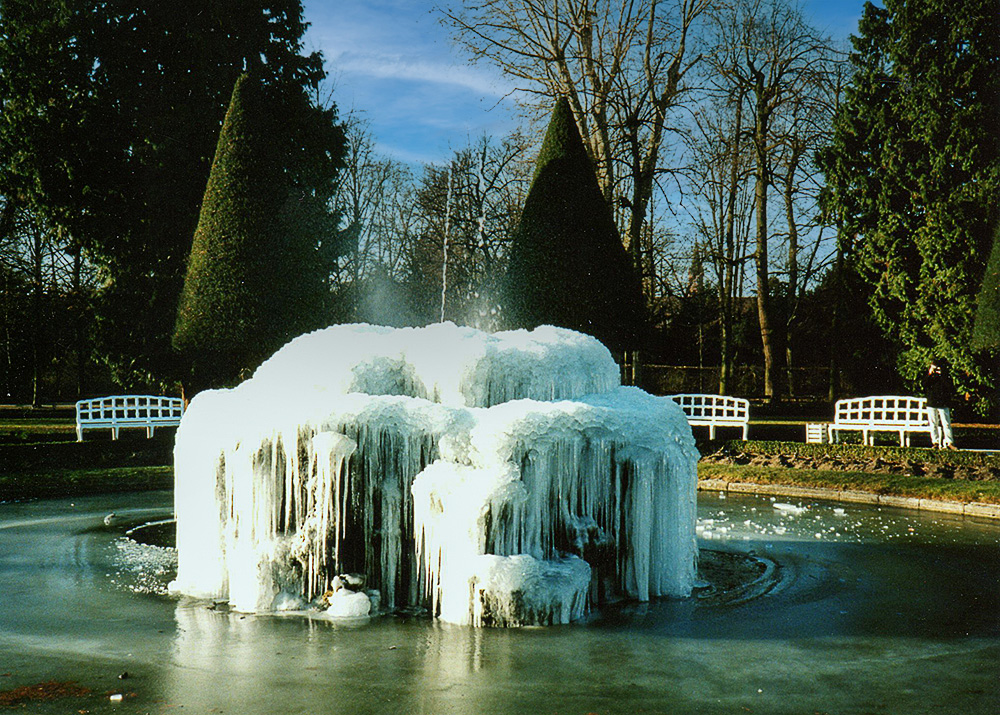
(773, 503), (806, 515)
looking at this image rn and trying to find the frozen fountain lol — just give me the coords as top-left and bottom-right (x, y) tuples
(169, 323), (699, 625)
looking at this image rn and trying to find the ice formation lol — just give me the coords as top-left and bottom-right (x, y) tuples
(170, 323), (699, 626)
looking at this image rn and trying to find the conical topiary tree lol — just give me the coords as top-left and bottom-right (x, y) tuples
(973, 217), (1000, 351)
(502, 96), (647, 353)
(173, 73), (338, 391)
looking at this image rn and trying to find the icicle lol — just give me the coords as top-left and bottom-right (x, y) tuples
(308, 432), (356, 598)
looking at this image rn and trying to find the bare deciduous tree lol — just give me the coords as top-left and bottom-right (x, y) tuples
(439, 0), (708, 275)
(406, 133), (532, 326)
(773, 83), (838, 395)
(685, 92), (755, 394)
(706, 0), (834, 400)
(333, 113), (417, 286)
(0, 199), (94, 403)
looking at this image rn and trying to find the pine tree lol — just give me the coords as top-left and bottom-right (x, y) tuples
(173, 73), (339, 391)
(502, 97), (647, 353)
(819, 0), (1000, 407)
(0, 1), (336, 389)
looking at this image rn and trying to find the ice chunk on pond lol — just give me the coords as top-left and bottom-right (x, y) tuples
(171, 323), (698, 625)
(773, 503), (807, 516)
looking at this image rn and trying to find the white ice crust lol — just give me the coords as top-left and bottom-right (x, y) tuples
(170, 323), (698, 625)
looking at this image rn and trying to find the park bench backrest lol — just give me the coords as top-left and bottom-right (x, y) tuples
(833, 396), (928, 427)
(76, 395), (184, 425)
(668, 394), (749, 422)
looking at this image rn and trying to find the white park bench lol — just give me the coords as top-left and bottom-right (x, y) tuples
(668, 393), (750, 440)
(75, 395), (185, 441)
(827, 395), (931, 447)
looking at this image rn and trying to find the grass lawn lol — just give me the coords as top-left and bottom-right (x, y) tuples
(698, 462), (1000, 505)
(0, 465), (173, 501)
(0, 408), (175, 501)
(0, 420), (76, 442)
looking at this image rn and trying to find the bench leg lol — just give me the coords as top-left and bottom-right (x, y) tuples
(709, 424), (716, 440)
(742, 424), (748, 441)
(76, 425), (83, 442)
(147, 426), (154, 438)
(112, 427), (119, 441)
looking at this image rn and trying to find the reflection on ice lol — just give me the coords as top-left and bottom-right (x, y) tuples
(170, 323), (699, 625)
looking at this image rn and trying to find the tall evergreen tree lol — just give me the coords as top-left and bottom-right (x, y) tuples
(502, 97), (647, 353)
(173, 73), (343, 391)
(0, 0), (333, 389)
(818, 0), (1000, 407)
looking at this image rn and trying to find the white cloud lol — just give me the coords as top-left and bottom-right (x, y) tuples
(301, 0), (522, 164)
(334, 53), (515, 98)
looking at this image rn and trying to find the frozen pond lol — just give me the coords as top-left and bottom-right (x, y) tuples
(1, 489), (999, 714)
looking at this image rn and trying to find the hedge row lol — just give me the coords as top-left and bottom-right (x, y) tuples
(698, 463), (1000, 505)
(716, 440), (1000, 469)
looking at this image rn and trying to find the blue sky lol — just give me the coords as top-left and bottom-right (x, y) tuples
(302, 1), (871, 166)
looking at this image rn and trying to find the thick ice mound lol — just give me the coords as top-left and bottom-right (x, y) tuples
(170, 323), (698, 626)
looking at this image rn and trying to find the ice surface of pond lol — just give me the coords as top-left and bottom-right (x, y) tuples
(1, 489), (999, 714)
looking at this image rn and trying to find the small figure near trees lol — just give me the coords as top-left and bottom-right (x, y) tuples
(924, 358), (956, 450)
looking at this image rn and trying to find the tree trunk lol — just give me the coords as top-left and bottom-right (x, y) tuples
(719, 95), (744, 396)
(828, 232), (845, 403)
(784, 169), (798, 398)
(1, 268), (10, 401)
(31, 224), (43, 408)
(754, 182), (777, 400)
(625, 2), (693, 293)
(753, 108), (778, 401)
(72, 248), (85, 399)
